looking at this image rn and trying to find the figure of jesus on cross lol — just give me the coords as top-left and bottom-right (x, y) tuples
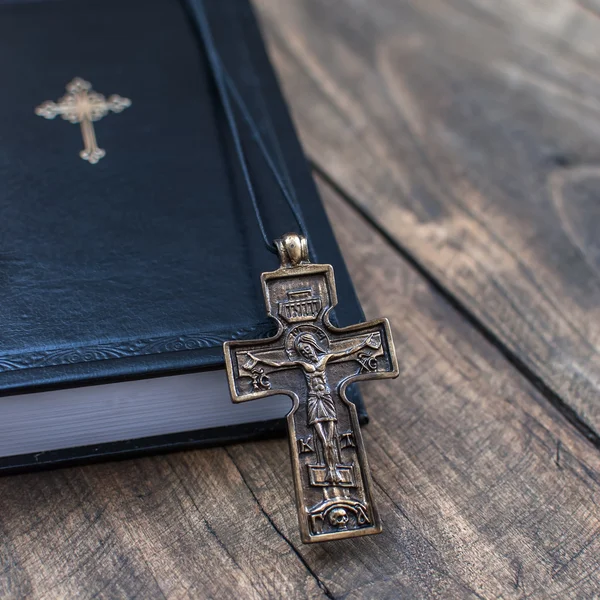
(224, 234), (398, 542)
(244, 330), (380, 485)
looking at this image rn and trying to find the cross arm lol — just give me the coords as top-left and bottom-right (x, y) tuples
(106, 95), (132, 114)
(224, 336), (295, 404)
(35, 101), (64, 119)
(325, 317), (399, 382)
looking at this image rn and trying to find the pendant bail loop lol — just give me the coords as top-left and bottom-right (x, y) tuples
(275, 233), (310, 268)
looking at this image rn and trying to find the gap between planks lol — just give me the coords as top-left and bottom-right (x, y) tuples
(310, 162), (600, 454)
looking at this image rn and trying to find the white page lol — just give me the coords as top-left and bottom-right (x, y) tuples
(0, 370), (291, 457)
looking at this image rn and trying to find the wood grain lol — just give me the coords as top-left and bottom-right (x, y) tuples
(2, 2), (600, 595)
(226, 177), (600, 598)
(0, 449), (326, 599)
(253, 0), (600, 435)
(2, 178), (599, 598)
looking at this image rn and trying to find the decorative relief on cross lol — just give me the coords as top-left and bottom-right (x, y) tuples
(224, 234), (399, 542)
(35, 78), (131, 164)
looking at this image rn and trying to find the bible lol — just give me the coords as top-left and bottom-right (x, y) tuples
(0, 0), (368, 473)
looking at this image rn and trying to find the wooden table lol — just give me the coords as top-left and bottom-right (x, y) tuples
(2, 1), (600, 597)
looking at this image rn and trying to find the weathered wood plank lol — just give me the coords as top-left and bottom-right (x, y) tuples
(254, 0), (600, 434)
(226, 176), (600, 598)
(0, 449), (326, 599)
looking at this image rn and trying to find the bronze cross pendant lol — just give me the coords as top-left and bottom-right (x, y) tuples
(35, 78), (131, 164)
(224, 233), (398, 542)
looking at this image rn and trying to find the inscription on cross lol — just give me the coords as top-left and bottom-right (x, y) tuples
(35, 77), (131, 164)
(224, 234), (399, 542)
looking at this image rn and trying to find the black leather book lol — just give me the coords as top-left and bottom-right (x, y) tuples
(0, 0), (367, 472)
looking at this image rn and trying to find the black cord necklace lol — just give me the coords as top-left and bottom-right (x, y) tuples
(189, 0), (309, 257)
(190, 0), (399, 544)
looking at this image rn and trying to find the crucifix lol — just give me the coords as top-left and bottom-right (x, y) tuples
(224, 233), (399, 542)
(35, 77), (131, 164)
